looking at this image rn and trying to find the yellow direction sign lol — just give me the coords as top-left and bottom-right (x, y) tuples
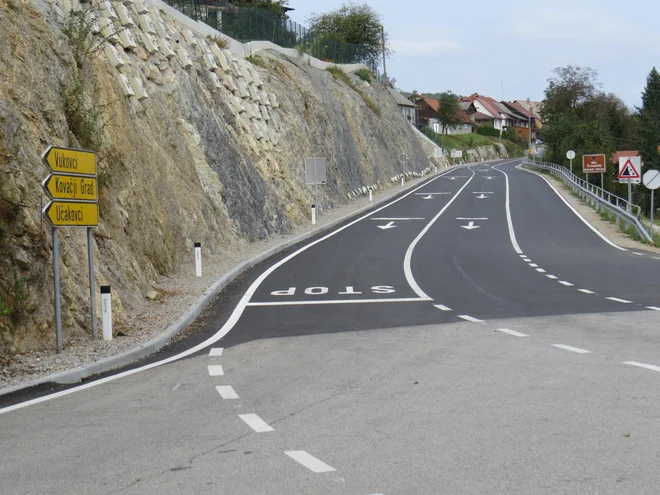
(43, 201), (99, 227)
(42, 174), (98, 201)
(42, 146), (97, 176)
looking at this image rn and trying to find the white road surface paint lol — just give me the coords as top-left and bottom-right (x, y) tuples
(522, 258), (531, 262)
(215, 385), (239, 399)
(458, 315), (485, 323)
(370, 217), (425, 221)
(536, 268), (546, 273)
(579, 289), (596, 294)
(208, 365), (224, 376)
(559, 281), (574, 286)
(493, 165), (523, 254)
(434, 304), (452, 311)
(239, 414), (274, 432)
(623, 361), (660, 373)
(529, 263), (538, 268)
(497, 328), (529, 337)
(247, 297), (430, 306)
(647, 306), (660, 311)
(606, 297), (632, 304)
(456, 217), (488, 220)
(552, 344), (591, 354)
(414, 192), (451, 195)
(546, 275), (558, 280)
(632, 252), (644, 256)
(209, 347), (224, 357)
(285, 451), (336, 473)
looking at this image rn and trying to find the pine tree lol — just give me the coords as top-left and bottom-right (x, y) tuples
(639, 68), (660, 173)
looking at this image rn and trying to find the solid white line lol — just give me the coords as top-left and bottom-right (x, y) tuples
(632, 252), (644, 256)
(546, 275), (558, 280)
(529, 263), (538, 268)
(404, 168), (477, 299)
(653, 257), (660, 261)
(247, 297), (430, 307)
(456, 217), (488, 220)
(623, 361), (660, 372)
(216, 385), (239, 399)
(606, 297), (632, 303)
(559, 281), (574, 286)
(208, 365), (224, 376)
(647, 306), (660, 311)
(414, 192), (451, 195)
(493, 165), (523, 254)
(536, 268), (546, 273)
(209, 348), (224, 357)
(458, 315), (485, 323)
(2, 167), (465, 415)
(285, 451), (335, 473)
(552, 344), (591, 354)
(497, 328), (529, 337)
(370, 217), (425, 221)
(434, 304), (452, 311)
(474, 192), (494, 194)
(578, 289), (596, 294)
(518, 166), (627, 251)
(239, 414), (274, 433)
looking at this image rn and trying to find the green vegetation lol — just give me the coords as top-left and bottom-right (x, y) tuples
(419, 130), (523, 157)
(62, 6), (123, 68)
(208, 34), (231, 49)
(434, 91), (461, 134)
(61, 74), (108, 151)
(354, 68), (373, 83)
(326, 65), (380, 116)
(245, 54), (267, 68)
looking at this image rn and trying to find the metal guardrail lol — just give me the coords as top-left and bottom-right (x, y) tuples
(523, 158), (653, 243)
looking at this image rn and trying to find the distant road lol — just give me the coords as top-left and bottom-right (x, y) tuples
(4, 158), (660, 494)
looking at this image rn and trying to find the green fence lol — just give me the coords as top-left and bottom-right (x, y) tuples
(163, 0), (377, 69)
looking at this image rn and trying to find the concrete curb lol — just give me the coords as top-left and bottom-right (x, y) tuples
(0, 161), (486, 397)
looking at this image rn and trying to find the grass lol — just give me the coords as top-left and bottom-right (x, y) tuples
(245, 54), (267, 68)
(325, 66), (380, 116)
(354, 68), (373, 82)
(208, 34), (230, 49)
(422, 132), (523, 156)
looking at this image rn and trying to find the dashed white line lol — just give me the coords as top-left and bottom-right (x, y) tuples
(546, 275), (558, 280)
(497, 328), (529, 337)
(434, 304), (452, 311)
(606, 297), (632, 304)
(208, 365), (224, 376)
(519, 254), (526, 258)
(285, 451), (336, 473)
(458, 315), (485, 323)
(216, 385), (239, 399)
(552, 344), (591, 354)
(559, 281), (574, 287)
(653, 257), (660, 261)
(209, 348), (224, 357)
(632, 252), (644, 256)
(529, 263), (538, 268)
(536, 268), (546, 273)
(647, 306), (660, 311)
(578, 289), (596, 294)
(623, 361), (660, 373)
(239, 414), (274, 433)
(523, 258), (531, 262)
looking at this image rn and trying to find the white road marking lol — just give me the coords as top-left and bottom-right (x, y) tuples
(552, 344), (591, 354)
(209, 347), (224, 357)
(434, 304), (452, 311)
(546, 275), (558, 280)
(172, 383), (181, 391)
(285, 451), (336, 473)
(370, 217), (425, 221)
(456, 217), (488, 220)
(606, 297), (632, 303)
(460, 221), (480, 230)
(414, 192), (451, 195)
(519, 254), (527, 257)
(623, 361), (660, 373)
(458, 315), (485, 323)
(493, 165), (523, 254)
(216, 385), (239, 399)
(497, 328), (528, 337)
(536, 268), (546, 273)
(247, 297), (430, 306)
(647, 306), (660, 311)
(474, 192), (494, 194)
(239, 414), (274, 432)
(208, 365), (224, 376)
(632, 252), (644, 256)
(578, 289), (596, 294)
(529, 263), (538, 268)
(559, 281), (574, 286)
(653, 257), (660, 261)
(522, 258), (531, 262)
(377, 221), (397, 230)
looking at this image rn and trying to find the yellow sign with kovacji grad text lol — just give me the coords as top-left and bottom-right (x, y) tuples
(42, 174), (98, 201)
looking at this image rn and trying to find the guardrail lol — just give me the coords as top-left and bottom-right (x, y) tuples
(523, 157), (653, 243)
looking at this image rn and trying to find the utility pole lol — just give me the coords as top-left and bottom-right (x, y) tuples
(527, 97), (532, 155)
(381, 25), (387, 86)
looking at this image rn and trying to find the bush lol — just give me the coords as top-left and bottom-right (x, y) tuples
(325, 66), (380, 115)
(208, 35), (231, 49)
(354, 68), (373, 82)
(476, 126), (500, 138)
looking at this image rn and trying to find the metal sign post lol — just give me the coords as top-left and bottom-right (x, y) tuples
(566, 150), (575, 174)
(643, 169), (660, 241)
(399, 154), (408, 186)
(305, 157), (326, 225)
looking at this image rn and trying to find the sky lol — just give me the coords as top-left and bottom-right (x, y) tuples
(286, 0), (660, 108)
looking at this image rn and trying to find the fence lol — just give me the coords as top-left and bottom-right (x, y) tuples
(162, 0), (376, 68)
(523, 157), (652, 242)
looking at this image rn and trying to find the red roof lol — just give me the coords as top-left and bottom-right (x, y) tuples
(611, 150), (639, 163)
(419, 95), (439, 112)
(473, 111), (494, 120)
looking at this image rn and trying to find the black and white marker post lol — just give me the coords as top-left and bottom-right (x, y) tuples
(304, 157), (326, 226)
(101, 286), (112, 341)
(195, 242), (202, 277)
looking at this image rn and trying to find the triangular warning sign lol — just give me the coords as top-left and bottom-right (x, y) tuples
(618, 159), (640, 179)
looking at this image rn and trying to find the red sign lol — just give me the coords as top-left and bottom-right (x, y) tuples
(582, 154), (606, 173)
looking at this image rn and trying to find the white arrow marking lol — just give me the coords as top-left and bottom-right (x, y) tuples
(378, 221), (397, 230)
(422, 195), (434, 200)
(484, 176), (496, 179)
(476, 194), (488, 199)
(461, 221), (480, 230)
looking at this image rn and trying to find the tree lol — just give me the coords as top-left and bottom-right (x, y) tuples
(435, 92), (461, 134)
(638, 68), (660, 173)
(307, 1), (391, 68)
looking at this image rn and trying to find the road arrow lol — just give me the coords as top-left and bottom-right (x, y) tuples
(485, 176), (496, 180)
(378, 221), (397, 230)
(422, 195), (433, 200)
(476, 194), (488, 199)
(460, 221), (480, 230)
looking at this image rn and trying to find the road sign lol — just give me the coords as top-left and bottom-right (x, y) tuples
(304, 157), (326, 185)
(451, 149), (462, 158)
(43, 201), (99, 227)
(566, 150), (576, 160)
(41, 146), (97, 176)
(618, 156), (641, 183)
(42, 174), (98, 201)
(643, 169), (660, 190)
(582, 154), (606, 173)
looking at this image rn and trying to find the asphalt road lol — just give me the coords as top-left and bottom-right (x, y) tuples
(4, 158), (660, 494)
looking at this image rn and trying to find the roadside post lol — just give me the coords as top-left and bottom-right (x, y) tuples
(566, 150), (576, 174)
(195, 242), (202, 277)
(305, 157), (326, 225)
(399, 153), (408, 186)
(643, 169), (660, 241)
(41, 146), (99, 352)
(101, 286), (112, 341)
(618, 156), (642, 213)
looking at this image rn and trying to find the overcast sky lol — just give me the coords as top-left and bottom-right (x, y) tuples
(287, 0), (660, 108)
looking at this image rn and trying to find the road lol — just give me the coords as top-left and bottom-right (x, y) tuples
(3, 158), (660, 494)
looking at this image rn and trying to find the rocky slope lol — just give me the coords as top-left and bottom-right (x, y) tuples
(0, 0), (509, 354)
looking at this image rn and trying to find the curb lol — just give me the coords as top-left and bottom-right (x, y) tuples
(0, 161), (487, 397)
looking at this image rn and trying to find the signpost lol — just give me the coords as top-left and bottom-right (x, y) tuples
(582, 153), (606, 189)
(305, 157), (326, 225)
(399, 153), (408, 186)
(566, 150), (575, 174)
(618, 156), (642, 212)
(643, 169), (660, 240)
(450, 149), (463, 165)
(41, 145), (99, 352)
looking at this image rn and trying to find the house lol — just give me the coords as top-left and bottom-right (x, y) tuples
(514, 100), (544, 130)
(388, 88), (417, 127)
(460, 94), (507, 130)
(500, 101), (536, 142)
(411, 95), (473, 134)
